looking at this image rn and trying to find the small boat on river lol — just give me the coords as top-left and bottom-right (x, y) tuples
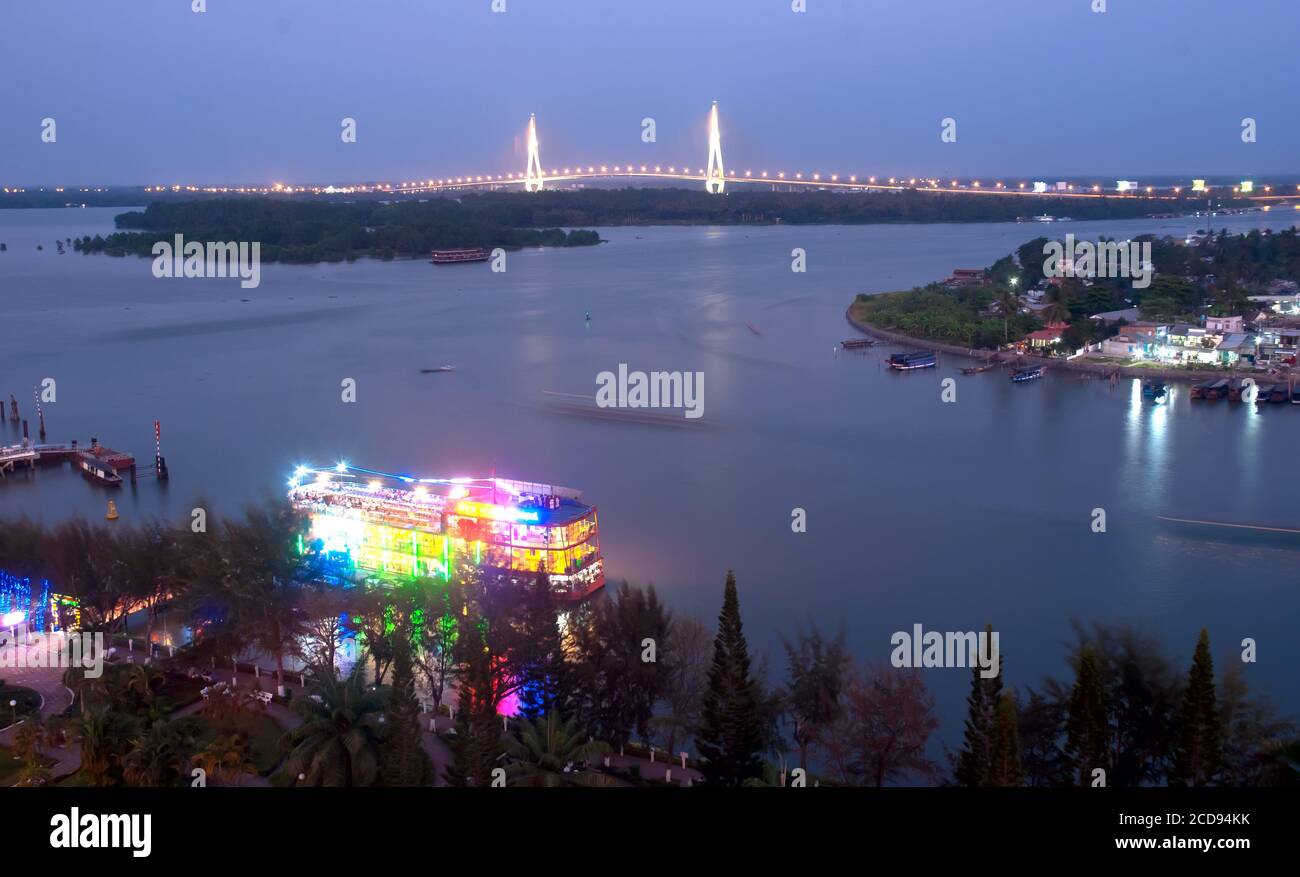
(1011, 366), (1044, 383)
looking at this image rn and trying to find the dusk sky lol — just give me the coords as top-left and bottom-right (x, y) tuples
(4, 0), (1297, 186)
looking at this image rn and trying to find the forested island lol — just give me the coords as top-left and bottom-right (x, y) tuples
(73, 198), (602, 263)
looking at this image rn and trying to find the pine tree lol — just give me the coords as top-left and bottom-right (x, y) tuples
(954, 624), (1002, 786)
(380, 633), (430, 786)
(444, 616), (505, 787)
(986, 692), (1023, 787)
(1170, 629), (1223, 787)
(696, 571), (764, 786)
(517, 573), (568, 720)
(1062, 647), (1109, 786)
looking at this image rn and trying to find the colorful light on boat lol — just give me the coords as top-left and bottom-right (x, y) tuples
(287, 465), (604, 599)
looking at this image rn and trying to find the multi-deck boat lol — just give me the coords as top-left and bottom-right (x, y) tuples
(288, 467), (604, 600)
(887, 351), (937, 371)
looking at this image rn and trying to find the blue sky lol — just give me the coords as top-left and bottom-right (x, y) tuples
(2, 0), (1296, 185)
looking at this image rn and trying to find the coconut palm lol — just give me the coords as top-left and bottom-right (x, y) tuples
(75, 708), (134, 786)
(504, 711), (616, 787)
(1043, 285), (1073, 326)
(280, 664), (387, 786)
(996, 285), (1023, 342)
(123, 720), (190, 787)
(192, 733), (258, 786)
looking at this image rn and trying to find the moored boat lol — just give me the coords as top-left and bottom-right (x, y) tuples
(887, 351), (937, 371)
(75, 452), (123, 487)
(1203, 378), (1230, 400)
(961, 358), (999, 375)
(431, 247), (491, 264)
(1253, 384), (1275, 403)
(1142, 380), (1167, 399)
(1011, 366), (1045, 383)
(1268, 384), (1291, 403)
(841, 338), (875, 349)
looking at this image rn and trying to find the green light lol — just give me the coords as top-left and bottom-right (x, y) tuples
(442, 538), (450, 582)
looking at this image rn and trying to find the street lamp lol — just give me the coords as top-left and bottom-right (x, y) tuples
(8, 699), (15, 727)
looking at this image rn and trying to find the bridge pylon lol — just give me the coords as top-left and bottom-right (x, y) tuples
(705, 101), (725, 194)
(524, 113), (544, 192)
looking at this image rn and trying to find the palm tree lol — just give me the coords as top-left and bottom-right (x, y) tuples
(1043, 285), (1072, 326)
(504, 712), (616, 787)
(76, 708), (134, 786)
(64, 665), (109, 715)
(280, 665), (387, 786)
(123, 721), (189, 787)
(996, 284), (1023, 343)
(192, 733), (258, 786)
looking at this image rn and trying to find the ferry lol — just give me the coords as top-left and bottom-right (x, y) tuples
(75, 452), (123, 487)
(1010, 366), (1044, 383)
(430, 247), (491, 264)
(288, 466), (604, 601)
(887, 351), (937, 371)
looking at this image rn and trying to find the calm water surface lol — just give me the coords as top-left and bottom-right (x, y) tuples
(2, 206), (1297, 732)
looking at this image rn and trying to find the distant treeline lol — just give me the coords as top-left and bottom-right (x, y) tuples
(73, 198), (602, 263)
(455, 187), (1194, 225)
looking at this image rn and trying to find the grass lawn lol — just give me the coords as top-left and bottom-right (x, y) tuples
(191, 710), (286, 775)
(0, 685), (42, 725)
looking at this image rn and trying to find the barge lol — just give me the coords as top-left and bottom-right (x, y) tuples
(288, 466), (604, 600)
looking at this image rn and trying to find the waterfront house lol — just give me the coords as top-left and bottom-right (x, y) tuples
(945, 268), (990, 288)
(1027, 321), (1069, 349)
(1205, 315), (1244, 334)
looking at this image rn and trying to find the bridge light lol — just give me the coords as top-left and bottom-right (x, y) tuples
(910, 178), (917, 185)
(813, 174), (820, 181)
(795, 173), (802, 179)
(1019, 182), (1026, 189)
(849, 175), (856, 182)
(745, 170), (752, 177)
(830, 175), (837, 182)
(869, 177), (875, 183)
(587, 166), (594, 173)
(889, 177), (896, 184)
(778, 172), (784, 179)
(641, 165), (647, 172)
(600, 166), (607, 172)
(655, 166), (661, 173)
(669, 166), (675, 173)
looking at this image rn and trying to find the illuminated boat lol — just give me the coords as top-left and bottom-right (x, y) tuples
(887, 351), (937, 371)
(287, 466), (604, 600)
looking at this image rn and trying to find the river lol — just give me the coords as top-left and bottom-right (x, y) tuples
(1, 205), (1297, 734)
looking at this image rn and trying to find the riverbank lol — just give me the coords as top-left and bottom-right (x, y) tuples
(844, 303), (1269, 384)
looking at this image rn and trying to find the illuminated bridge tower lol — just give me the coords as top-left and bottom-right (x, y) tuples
(524, 113), (544, 192)
(705, 101), (725, 194)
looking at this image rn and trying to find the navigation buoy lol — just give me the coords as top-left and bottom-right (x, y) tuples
(106, 500), (119, 521)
